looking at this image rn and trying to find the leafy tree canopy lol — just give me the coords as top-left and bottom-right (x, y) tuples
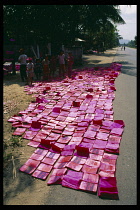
(3, 5), (125, 49)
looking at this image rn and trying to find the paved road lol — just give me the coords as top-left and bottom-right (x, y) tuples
(113, 47), (136, 76)
(112, 47), (137, 205)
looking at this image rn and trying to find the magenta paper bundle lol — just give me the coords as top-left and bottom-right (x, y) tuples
(8, 63), (124, 200)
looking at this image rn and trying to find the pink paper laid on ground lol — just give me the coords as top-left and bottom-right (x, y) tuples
(41, 157), (57, 165)
(75, 145), (89, 157)
(19, 164), (37, 174)
(99, 162), (116, 172)
(50, 142), (65, 153)
(98, 170), (115, 177)
(12, 127), (26, 136)
(102, 152), (118, 160)
(62, 170), (83, 190)
(110, 127), (124, 136)
(23, 131), (38, 140)
(63, 144), (76, 151)
(47, 175), (62, 185)
(83, 130), (96, 139)
(9, 63), (125, 199)
(62, 178), (80, 190)
(82, 138), (95, 144)
(29, 153), (45, 161)
(88, 148), (104, 155)
(32, 170), (49, 180)
(57, 156), (73, 163)
(66, 161), (83, 171)
(71, 156), (86, 165)
(96, 132), (109, 141)
(33, 132), (47, 142)
(61, 150), (74, 156)
(51, 168), (67, 176)
(53, 162), (68, 169)
(101, 158), (116, 166)
(82, 173), (99, 184)
(88, 125), (100, 132)
(37, 163), (53, 173)
(27, 140), (40, 148)
(93, 139), (107, 149)
(79, 181), (98, 193)
(105, 142), (120, 154)
(62, 130), (74, 136)
(114, 120), (125, 127)
(34, 148), (48, 156)
(108, 135), (121, 144)
(29, 121), (42, 131)
(85, 159), (101, 168)
(78, 142), (93, 150)
(19, 159), (41, 174)
(89, 153), (103, 161)
(82, 164), (98, 174)
(46, 133), (60, 141)
(98, 177), (119, 200)
(57, 135), (72, 144)
(46, 151), (60, 159)
(62, 174), (82, 186)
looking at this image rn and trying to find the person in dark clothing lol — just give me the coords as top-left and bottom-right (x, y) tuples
(50, 55), (57, 79)
(18, 48), (28, 82)
(34, 58), (42, 81)
(124, 43), (125, 51)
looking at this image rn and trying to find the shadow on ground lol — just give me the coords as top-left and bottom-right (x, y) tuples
(82, 56), (113, 68)
(115, 53), (128, 57)
(4, 72), (27, 87)
(3, 70), (68, 87)
(3, 157), (36, 204)
(82, 55), (136, 77)
(115, 60), (137, 77)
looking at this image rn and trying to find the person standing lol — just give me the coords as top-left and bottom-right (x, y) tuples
(58, 51), (65, 78)
(34, 58), (42, 81)
(50, 55), (57, 80)
(67, 52), (74, 78)
(18, 48), (28, 83)
(124, 43), (125, 51)
(42, 55), (50, 81)
(26, 58), (34, 86)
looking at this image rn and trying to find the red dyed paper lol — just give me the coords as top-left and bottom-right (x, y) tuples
(79, 181), (98, 192)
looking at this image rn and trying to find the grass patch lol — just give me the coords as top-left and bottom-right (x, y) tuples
(3, 152), (13, 162)
(9, 136), (23, 147)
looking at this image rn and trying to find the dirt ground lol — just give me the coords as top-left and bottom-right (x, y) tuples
(3, 72), (52, 205)
(3, 49), (118, 205)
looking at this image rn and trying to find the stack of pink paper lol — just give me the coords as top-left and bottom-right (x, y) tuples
(8, 63), (125, 200)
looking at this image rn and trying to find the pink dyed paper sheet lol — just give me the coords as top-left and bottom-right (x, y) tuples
(8, 63), (125, 200)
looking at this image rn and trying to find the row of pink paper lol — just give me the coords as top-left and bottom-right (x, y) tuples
(8, 63), (124, 199)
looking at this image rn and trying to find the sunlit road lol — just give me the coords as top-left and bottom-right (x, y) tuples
(113, 47), (136, 76)
(112, 47), (137, 205)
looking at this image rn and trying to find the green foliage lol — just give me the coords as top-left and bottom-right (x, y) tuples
(126, 37), (137, 48)
(3, 5), (125, 49)
(3, 141), (9, 150)
(3, 152), (12, 162)
(134, 36), (137, 46)
(9, 136), (23, 147)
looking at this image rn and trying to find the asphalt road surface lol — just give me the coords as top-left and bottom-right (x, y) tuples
(113, 47), (136, 77)
(42, 47), (137, 205)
